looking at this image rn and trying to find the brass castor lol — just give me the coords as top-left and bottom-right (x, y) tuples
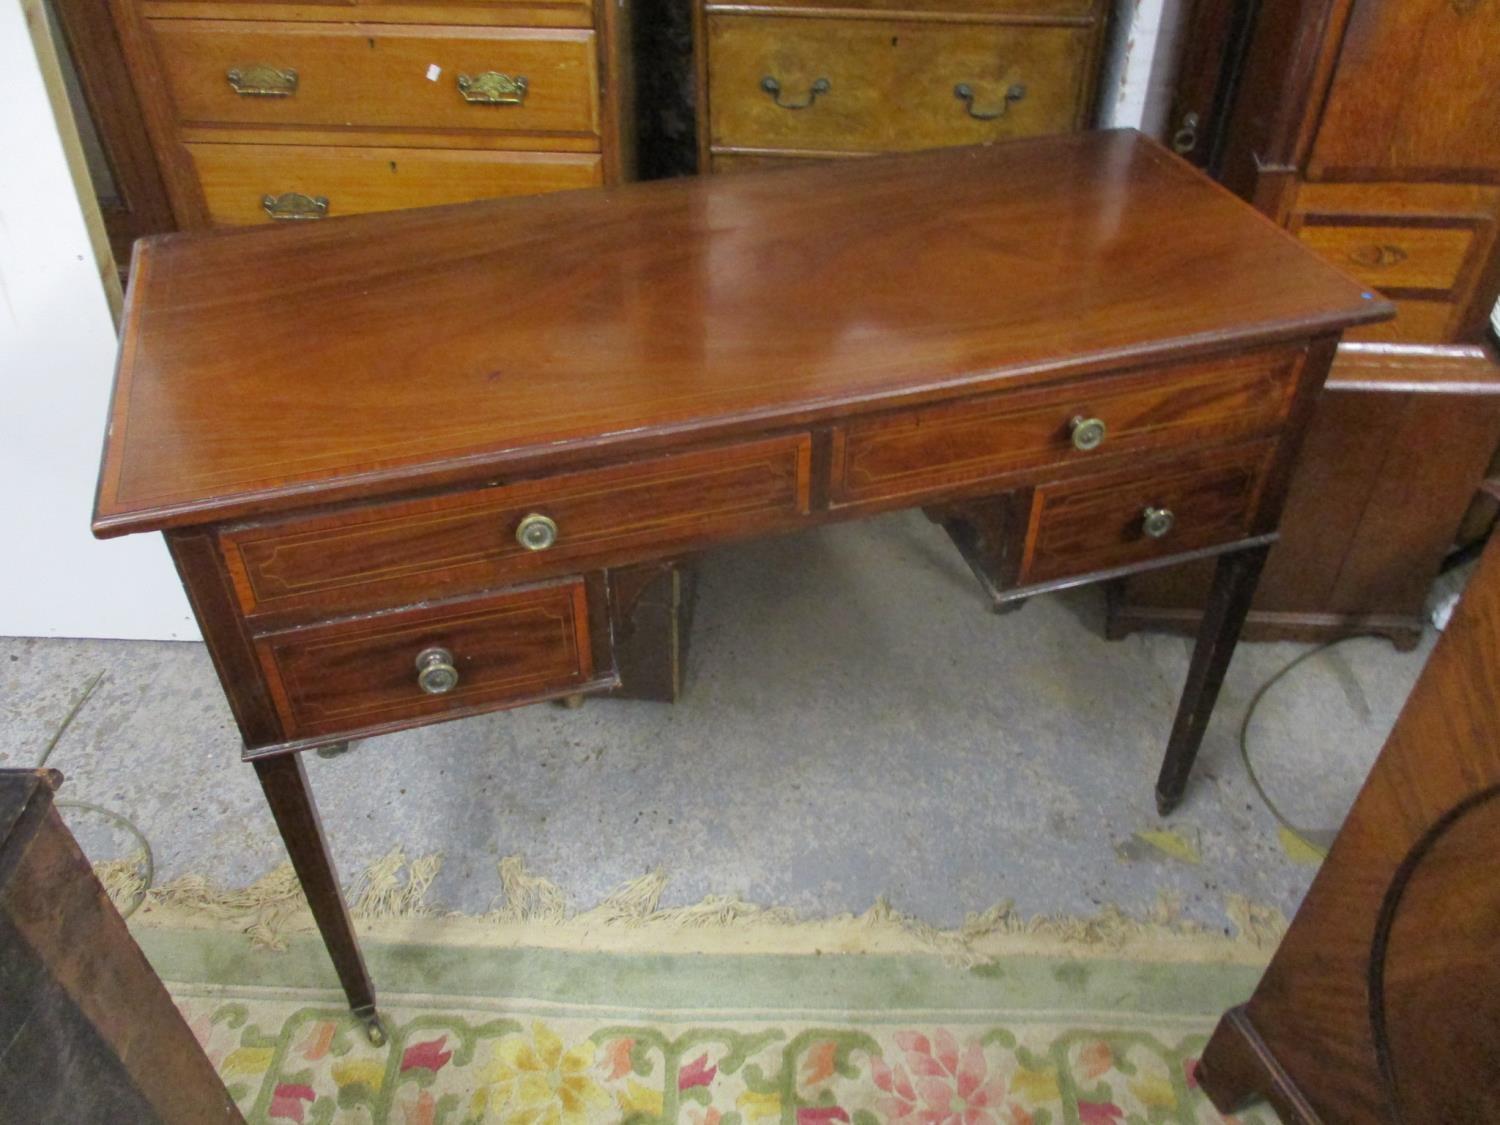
(559, 693), (586, 710)
(316, 741), (353, 759)
(354, 1006), (387, 1047)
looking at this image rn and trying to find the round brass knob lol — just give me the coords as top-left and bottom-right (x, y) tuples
(1142, 506), (1175, 540)
(1069, 415), (1107, 452)
(515, 513), (558, 551)
(415, 647), (458, 695)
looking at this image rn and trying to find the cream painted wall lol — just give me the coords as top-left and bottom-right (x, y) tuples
(0, 0), (198, 639)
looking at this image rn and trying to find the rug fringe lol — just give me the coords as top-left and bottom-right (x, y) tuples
(110, 850), (1288, 963)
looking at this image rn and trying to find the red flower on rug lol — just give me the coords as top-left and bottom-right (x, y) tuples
(1077, 1101), (1124, 1124)
(796, 1107), (850, 1123)
(679, 1052), (718, 1090)
(871, 1030), (1007, 1124)
(401, 1035), (453, 1074)
(268, 1081), (316, 1122)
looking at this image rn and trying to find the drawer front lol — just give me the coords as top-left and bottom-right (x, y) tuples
(150, 21), (599, 137)
(223, 435), (813, 621)
(256, 581), (594, 739)
(1017, 443), (1276, 587)
(190, 143), (602, 225)
(707, 15), (1093, 153)
(829, 348), (1304, 507)
(1297, 221), (1474, 294)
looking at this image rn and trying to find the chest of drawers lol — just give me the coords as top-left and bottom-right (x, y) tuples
(107, 0), (635, 226)
(693, 0), (1107, 171)
(92, 132), (1387, 1042)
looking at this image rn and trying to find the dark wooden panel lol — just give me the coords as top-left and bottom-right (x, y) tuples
(0, 770), (243, 1123)
(92, 132), (1387, 538)
(223, 434), (810, 622)
(1199, 533), (1500, 1125)
(256, 579), (594, 738)
(829, 345), (1303, 507)
(1017, 441), (1274, 585)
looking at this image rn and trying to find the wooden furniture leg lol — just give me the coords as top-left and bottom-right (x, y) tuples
(253, 753), (384, 1045)
(1156, 543), (1270, 815)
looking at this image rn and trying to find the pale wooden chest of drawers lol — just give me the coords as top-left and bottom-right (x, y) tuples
(107, 0), (635, 226)
(693, 0), (1108, 171)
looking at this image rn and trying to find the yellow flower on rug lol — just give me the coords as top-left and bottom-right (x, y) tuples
(469, 1021), (610, 1123)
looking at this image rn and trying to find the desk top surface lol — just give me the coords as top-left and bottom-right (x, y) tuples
(94, 130), (1387, 536)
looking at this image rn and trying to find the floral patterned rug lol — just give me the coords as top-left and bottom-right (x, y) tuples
(139, 926), (1280, 1125)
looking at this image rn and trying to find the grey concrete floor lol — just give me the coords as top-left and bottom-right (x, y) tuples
(0, 511), (1437, 932)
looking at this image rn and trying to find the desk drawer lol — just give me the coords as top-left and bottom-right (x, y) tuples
(706, 15), (1091, 153)
(189, 143), (602, 225)
(1016, 443), (1275, 586)
(830, 347), (1303, 507)
(150, 21), (599, 137)
(223, 435), (812, 622)
(256, 581), (594, 740)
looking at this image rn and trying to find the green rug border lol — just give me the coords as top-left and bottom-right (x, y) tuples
(137, 928), (1259, 1021)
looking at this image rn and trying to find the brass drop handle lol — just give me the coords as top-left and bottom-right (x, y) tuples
(262, 192), (328, 221)
(457, 72), (529, 105)
(760, 76), (830, 110)
(515, 513), (558, 551)
(1069, 415), (1107, 452)
(227, 64), (298, 97)
(1142, 506), (1176, 540)
(953, 82), (1026, 120)
(415, 647), (459, 695)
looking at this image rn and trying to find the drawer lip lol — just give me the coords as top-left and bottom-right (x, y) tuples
(221, 433), (814, 625)
(254, 577), (596, 740)
(828, 347), (1305, 509)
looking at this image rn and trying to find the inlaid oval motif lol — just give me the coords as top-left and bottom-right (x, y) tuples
(1348, 243), (1409, 268)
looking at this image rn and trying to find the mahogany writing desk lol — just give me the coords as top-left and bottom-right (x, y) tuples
(93, 130), (1389, 1041)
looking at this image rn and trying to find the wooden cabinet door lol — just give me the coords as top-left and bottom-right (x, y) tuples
(1308, 0), (1500, 181)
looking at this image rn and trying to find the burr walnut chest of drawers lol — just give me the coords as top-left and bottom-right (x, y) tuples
(106, 0), (635, 227)
(92, 132), (1387, 1041)
(693, 0), (1107, 172)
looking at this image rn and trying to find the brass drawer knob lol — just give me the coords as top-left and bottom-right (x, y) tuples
(227, 64), (298, 97)
(1069, 414), (1107, 451)
(516, 513), (558, 551)
(262, 192), (328, 221)
(953, 82), (1027, 121)
(760, 75), (830, 110)
(415, 647), (458, 694)
(457, 72), (529, 105)
(1142, 506), (1176, 539)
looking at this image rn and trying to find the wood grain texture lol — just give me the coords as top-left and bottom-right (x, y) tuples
(93, 130), (1387, 537)
(0, 770), (244, 1123)
(1110, 343), (1500, 648)
(829, 346), (1302, 507)
(705, 15), (1094, 153)
(255, 579), (594, 738)
(190, 143), (602, 225)
(1016, 440), (1274, 586)
(1305, 0), (1500, 183)
(221, 433), (811, 624)
(147, 21), (601, 137)
(1199, 533), (1500, 1124)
